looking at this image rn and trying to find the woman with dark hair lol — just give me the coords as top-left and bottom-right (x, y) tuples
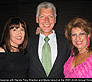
(64, 17), (92, 78)
(0, 17), (28, 78)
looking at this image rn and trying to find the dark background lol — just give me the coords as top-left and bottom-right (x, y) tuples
(0, 0), (92, 38)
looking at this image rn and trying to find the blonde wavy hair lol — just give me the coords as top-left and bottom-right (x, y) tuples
(65, 17), (92, 56)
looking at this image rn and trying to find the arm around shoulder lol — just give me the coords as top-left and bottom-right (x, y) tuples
(0, 47), (5, 52)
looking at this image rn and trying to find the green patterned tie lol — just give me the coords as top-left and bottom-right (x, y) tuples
(42, 36), (52, 76)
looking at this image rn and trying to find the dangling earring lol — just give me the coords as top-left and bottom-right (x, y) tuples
(88, 37), (90, 47)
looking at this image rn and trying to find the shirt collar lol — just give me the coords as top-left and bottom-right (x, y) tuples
(39, 30), (56, 40)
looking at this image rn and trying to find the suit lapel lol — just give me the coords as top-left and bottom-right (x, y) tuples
(49, 34), (60, 76)
(32, 35), (47, 76)
(49, 34), (65, 77)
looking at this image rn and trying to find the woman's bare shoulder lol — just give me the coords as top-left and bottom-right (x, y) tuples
(0, 47), (5, 52)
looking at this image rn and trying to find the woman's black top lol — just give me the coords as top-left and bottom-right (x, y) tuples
(0, 47), (28, 78)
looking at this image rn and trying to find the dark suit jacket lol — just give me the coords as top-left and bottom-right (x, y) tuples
(27, 33), (70, 78)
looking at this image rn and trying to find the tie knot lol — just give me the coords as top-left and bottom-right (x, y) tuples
(44, 36), (50, 42)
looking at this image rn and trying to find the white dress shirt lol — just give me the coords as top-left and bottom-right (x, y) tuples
(38, 30), (57, 67)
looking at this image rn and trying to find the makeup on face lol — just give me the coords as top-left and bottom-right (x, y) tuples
(71, 27), (88, 50)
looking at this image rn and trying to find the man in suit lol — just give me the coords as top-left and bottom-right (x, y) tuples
(27, 1), (70, 78)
